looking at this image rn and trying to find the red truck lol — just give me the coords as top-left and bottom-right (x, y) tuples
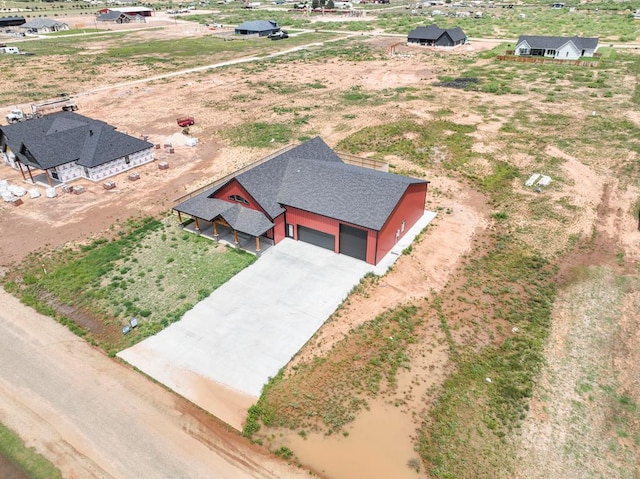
(177, 116), (195, 127)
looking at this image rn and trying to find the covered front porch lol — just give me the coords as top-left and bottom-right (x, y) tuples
(14, 159), (62, 188)
(178, 215), (274, 256)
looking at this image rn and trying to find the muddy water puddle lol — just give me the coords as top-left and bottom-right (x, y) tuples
(285, 400), (423, 479)
(281, 326), (449, 479)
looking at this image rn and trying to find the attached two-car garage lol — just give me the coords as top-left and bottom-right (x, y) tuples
(297, 224), (368, 262)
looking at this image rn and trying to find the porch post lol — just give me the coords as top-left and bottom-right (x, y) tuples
(233, 230), (239, 246)
(177, 211), (182, 224)
(212, 221), (219, 238)
(255, 236), (261, 253)
(26, 164), (34, 183)
(45, 170), (53, 187)
(194, 217), (200, 232)
(16, 161), (26, 181)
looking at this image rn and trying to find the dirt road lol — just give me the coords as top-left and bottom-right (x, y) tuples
(0, 289), (310, 479)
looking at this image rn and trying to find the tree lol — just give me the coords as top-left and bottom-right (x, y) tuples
(327, 0), (334, 8)
(311, 0), (319, 8)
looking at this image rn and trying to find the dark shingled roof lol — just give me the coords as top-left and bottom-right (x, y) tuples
(222, 204), (275, 237)
(278, 157), (422, 230)
(0, 111), (153, 170)
(97, 11), (144, 21)
(175, 137), (427, 235)
(235, 20), (278, 32)
(174, 197), (274, 236)
(516, 35), (598, 51)
(21, 18), (67, 29)
(408, 24), (466, 42)
(232, 136), (343, 219)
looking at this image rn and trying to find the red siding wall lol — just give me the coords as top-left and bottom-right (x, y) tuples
(284, 206), (382, 264)
(366, 229), (378, 265)
(213, 180), (269, 216)
(285, 207), (341, 252)
(376, 183), (427, 263)
(273, 214), (286, 243)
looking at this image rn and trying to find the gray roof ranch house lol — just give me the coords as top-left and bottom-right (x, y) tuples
(0, 111), (154, 186)
(514, 35), (599, 60)
(234, 20), (280, 36)
(407, 24), (466, 47)
(20, 18), (69, 34)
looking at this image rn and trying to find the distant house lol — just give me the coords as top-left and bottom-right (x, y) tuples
(407, 24), (466, 47)
(97, 10), (146, 24)
(0, 112), (154, 185)
(234, 20), (280, 36)
(98, 6), (154, 17)
(20, 18), (69, 34)
(174, 137), (429, 265)
(634, 8), (640, 20)
(514, 35), (599, 60)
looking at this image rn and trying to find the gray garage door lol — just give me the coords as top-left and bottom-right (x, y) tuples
(298, 225), (335, 251)
(339, 224), (368, 261)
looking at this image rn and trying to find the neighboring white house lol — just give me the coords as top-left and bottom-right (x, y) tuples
(0, 112), (154, 185)
(20, 18), (69, 34)
(514, 35), (599, 60)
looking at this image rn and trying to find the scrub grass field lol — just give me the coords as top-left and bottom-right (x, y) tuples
(3, 216), (256, 355)
(0, 423), (61, 479)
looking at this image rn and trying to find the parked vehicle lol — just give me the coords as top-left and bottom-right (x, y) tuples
(177, 116), (195, 127)
(268, 30), (289, 40)
(31, 95), (78, 115)
(6, 108), (38, 123)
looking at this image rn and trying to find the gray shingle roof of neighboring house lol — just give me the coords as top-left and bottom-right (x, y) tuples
(97, 11), (144, 21)
(235, 20), (278, 32)
(516, 35), (598, 51)
(1, 111), (153, 170)
(408, 24), (466, 42)
(175, 137), (427, 233)
(21, 18), (67, 29)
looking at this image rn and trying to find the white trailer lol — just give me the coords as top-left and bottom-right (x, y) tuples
(31, 96), (79, 115)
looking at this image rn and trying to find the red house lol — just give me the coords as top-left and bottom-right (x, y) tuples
(173, 137), (429, 265)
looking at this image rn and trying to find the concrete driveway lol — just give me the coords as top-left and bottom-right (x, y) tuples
(118, 239), (374, 422)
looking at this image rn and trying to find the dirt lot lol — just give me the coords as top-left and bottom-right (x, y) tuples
(1, 17), (639, 479)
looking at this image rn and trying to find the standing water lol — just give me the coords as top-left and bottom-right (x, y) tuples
(283, 400), (425, 479)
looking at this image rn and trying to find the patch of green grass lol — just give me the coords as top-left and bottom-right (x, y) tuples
(225, 122), (293, 148)
(5, 217), (255, 352)
(0, 422), (62, 479)
(336, 119), (477, 171)
(419, 238), (556, 478)
(245, 305), (421, 436)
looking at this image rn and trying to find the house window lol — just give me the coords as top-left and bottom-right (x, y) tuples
(531, 49), (544, 56)
(229, 194), (249, 205)
(125, 155), (130, 165)
(519, 48), (530, 55)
